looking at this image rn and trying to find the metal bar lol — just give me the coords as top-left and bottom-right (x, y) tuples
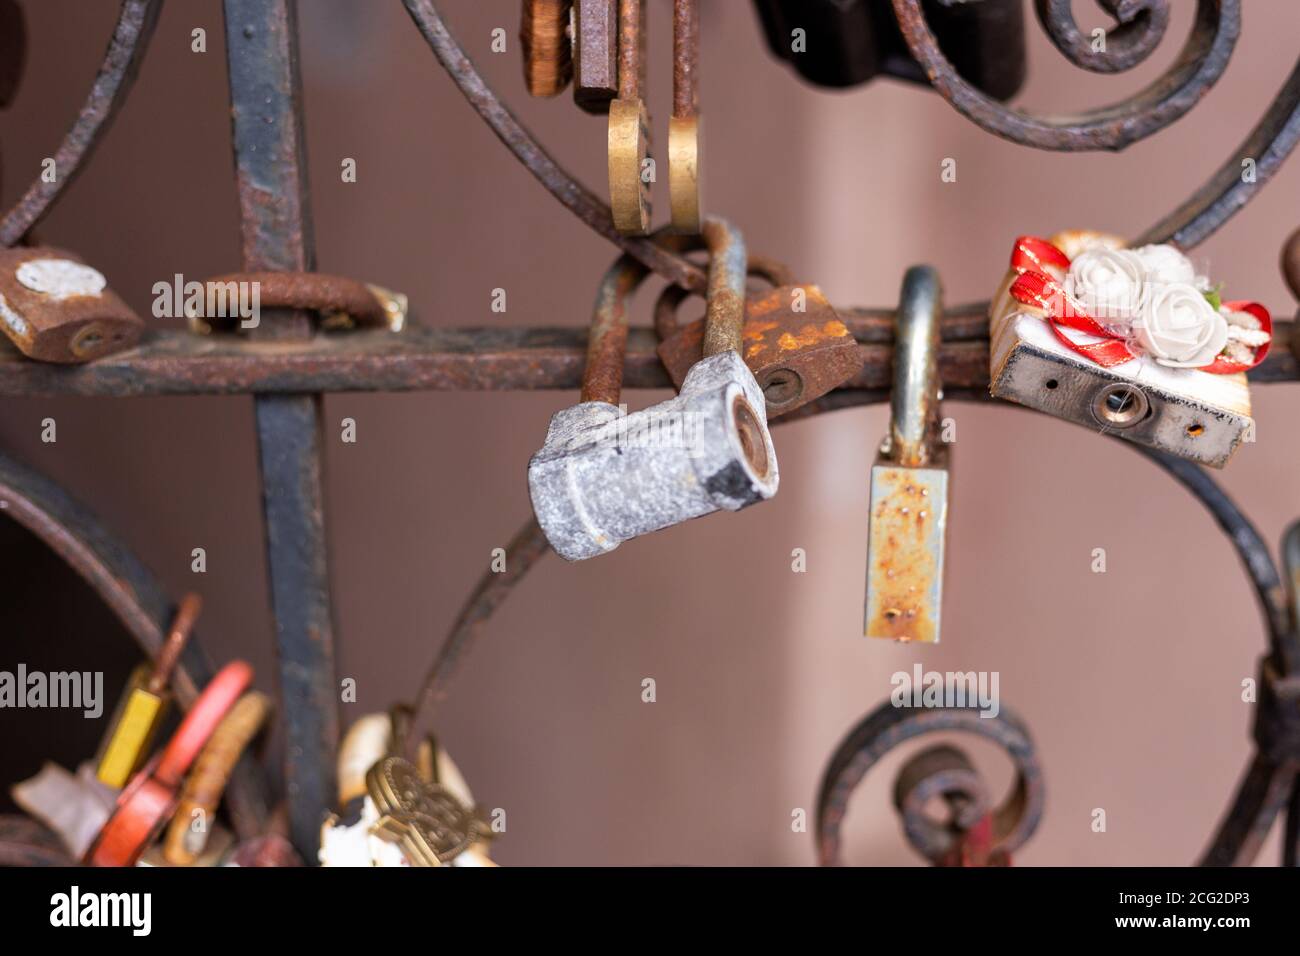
(1200, 753), (1298, 866)
(0, 311), (1293, 396)
(0, 0), (163, 246)
(224, 0), (337, 861)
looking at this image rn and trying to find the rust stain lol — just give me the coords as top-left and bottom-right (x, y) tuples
(866, 471), (937, 643)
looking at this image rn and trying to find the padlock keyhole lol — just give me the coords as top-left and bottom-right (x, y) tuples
(761, 368), (803, 408)
(1091, 383), (1150, 429)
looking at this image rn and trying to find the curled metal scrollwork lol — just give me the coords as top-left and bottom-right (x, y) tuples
(817, 703), (1045, 866)
(891, 0), (1239, 152)
(1035, 0), (1171, 74)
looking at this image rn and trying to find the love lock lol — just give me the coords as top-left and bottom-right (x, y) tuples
(0, 246), (143, 362)
(864, 265), (948, 643)
(655, 256), (863, 419)
(528, 217), (778, 561)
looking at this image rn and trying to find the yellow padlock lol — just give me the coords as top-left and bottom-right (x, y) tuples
(95, 594), (201, 788)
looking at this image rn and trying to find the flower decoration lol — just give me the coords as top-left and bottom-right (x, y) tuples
(1007, 235), (1271, 374)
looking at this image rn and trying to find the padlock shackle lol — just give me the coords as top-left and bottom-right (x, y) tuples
(147, 592), (202, 695)
(701, 216), (747, 357)
(581, 253), (650, 404)
(617, 0), (644, 99)
(652, 251), (794, 341)
(891, 265), (943, 467)
(671, 0), (698, 119)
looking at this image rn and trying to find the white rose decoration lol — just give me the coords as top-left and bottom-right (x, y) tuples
(1066, 248), (1148, 331)
(1134, 283), (1228, 368)
(1132, 244), (1197, 290)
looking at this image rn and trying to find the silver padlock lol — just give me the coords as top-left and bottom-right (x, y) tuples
(528, 217), (779, 561)
(864, 266), (948, 643)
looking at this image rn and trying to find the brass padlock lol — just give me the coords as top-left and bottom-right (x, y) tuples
(608, 0), (650, 234)
(864, 266), (948, 643)
(656, 265), (863, 419)
(0, 246), (143, 363)
(95, 595), (200, 788)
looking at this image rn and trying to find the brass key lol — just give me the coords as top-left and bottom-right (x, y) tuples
(95, 594), (201, 788)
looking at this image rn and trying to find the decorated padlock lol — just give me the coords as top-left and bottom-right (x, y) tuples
(864, 266), (948, 644)
(989, 231), (1272, 468)
(319, 710), (495, 867)
(0, 246), (143, 362)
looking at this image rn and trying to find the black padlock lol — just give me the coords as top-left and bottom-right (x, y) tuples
(752, 0), (1025, 100)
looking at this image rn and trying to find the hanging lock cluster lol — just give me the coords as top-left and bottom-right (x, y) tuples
(319, 708), (495, 867)
(522, 0), (702, 235)
(11, 597), (288, 867)
(528, 219), (779, 560)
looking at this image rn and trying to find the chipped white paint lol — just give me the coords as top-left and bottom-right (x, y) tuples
(16, 258), (106, 299)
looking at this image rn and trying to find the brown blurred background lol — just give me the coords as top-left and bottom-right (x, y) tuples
(1, 1), (1297, 865)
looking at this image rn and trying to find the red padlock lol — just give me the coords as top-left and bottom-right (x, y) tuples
(84, 661), (253, 867)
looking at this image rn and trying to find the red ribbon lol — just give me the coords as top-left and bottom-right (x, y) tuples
(1005, 235), (1271, 375)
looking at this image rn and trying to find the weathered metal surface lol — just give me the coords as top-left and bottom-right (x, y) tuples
(1137, 54), (1300, 249)
(573, 0), (618, 112)
(521, 0), (572, 98)
(195, 271), (405, 332)
(224, 0), (338, 862)
(0, 450), (270, 840)
(865, 265), (947, 643)
(991, 306), (1255, 469)
(700, 217), (747, 356)
(0, 247), (143, 362)
(656, 284), (864, 418)
(891, 0), (1237, 152)
(529, 221), (778, 561)
(402, 0), (704, 292)
(817, 703), (1045, 866)
(0, 309), (1292, 397)
(581, 255), (647, 405)
(0, 0), (163, 246)
(408, 517), (551, 756)
(607, 0), (649, 235)
(668, 0), (700, 234)
(864, 461), (948, 642)
(1034, 0), (1169, 74)
(528, 349), (777, 560)
(893, 744), (990, 862)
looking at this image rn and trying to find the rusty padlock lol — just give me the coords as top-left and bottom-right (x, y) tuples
(864, 265), (948, 643)
(656, 261), (863, 418)
(529, 218), (779, 561)
(0, 247), (143, 362)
